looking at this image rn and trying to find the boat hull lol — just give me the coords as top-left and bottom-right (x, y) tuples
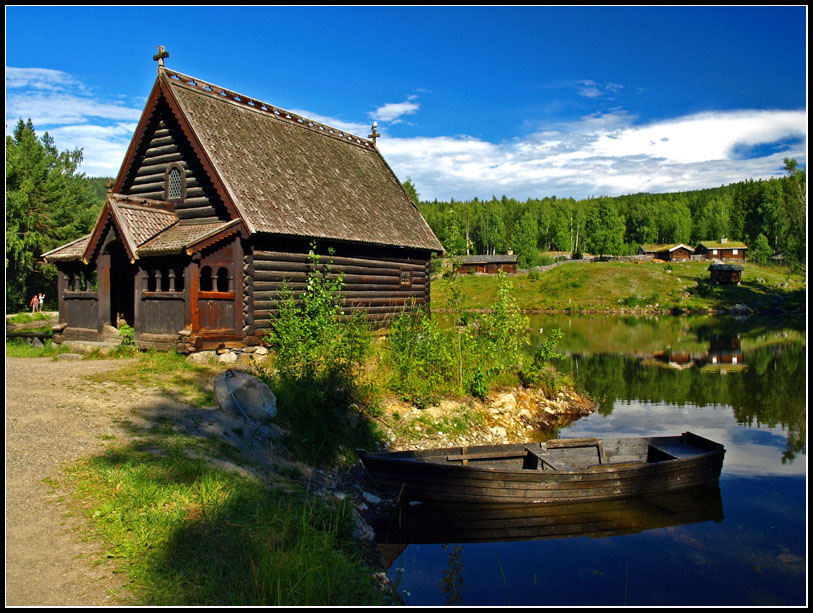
(358, 432), (724, 504)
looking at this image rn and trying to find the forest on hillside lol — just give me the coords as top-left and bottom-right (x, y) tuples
(409, 160), (806, 271)
(5, 117), (807, 313)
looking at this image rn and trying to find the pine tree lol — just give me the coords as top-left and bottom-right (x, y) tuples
(6, 119), (100, 311)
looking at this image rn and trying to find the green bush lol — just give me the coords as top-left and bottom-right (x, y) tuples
(264, 248), (370, 382)
(260, 246), (378, 466)
(519, 328), (564, 388)
(386, 305), (455, 408)
(385, 271), (531, 405)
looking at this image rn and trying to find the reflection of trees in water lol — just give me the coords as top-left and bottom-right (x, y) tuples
(439, 544), (465, 605)
(561, 341), (806, 462)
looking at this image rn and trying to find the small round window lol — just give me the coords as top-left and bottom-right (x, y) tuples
(166, 166), (184, 201)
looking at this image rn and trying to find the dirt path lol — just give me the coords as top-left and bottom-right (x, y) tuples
(5, 354), (289, 606)
(6, 356), (152, 605)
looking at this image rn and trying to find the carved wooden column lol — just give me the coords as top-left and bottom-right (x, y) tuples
(97, 252), (111, 331)
(187, 252), (201, 336)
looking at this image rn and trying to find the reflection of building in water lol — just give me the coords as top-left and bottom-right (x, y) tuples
(645, 335), (745, 372)
(650, 350), (697, 370)
(705, 334), (744, 367)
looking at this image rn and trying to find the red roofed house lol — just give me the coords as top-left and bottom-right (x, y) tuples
(44, 49), (443, 352)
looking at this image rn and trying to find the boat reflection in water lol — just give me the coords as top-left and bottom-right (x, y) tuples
(372, 483), (723, 560)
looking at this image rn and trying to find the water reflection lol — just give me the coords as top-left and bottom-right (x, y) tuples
(374, 484), (724, 548)
(537, 315), (806, 469)
(387, 313), (806, 606)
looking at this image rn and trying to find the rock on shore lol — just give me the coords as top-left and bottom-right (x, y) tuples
(376, 386), (597, 451)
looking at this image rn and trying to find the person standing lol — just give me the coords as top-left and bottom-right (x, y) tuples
(29, 293), (39, 313)
(38, 293), (45, 312)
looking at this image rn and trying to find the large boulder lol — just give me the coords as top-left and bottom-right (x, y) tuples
(213, 370), (277, 423)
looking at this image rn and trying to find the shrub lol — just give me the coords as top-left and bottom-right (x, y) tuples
(385, 271), (530, 405)
(386, 306), (455, 408)
(260, 246), (377, 466)
(473, 271), (529, 377)
(519, 328), (564, 388)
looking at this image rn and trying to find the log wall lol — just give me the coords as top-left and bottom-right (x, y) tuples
(249, 238), (431, 335)
(120, 99), (228, 222)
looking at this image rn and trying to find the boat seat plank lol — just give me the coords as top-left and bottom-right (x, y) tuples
(445, 450), (527, 463)
(648, 444), (698, 459)
(525, 446), (570, 471)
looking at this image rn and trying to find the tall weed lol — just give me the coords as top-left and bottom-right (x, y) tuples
(385, 271), (533, 405)
(261, 246), (378, 465)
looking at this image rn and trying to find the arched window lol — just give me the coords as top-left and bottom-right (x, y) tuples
(160, 268), (171, 292)
(200, 266), (213, 292)
(216, 267), (230, 292)
(166, 165), (184, 201)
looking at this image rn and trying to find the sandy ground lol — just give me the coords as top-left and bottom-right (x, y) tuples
(6, 353), (288, 606)
(5, 357), (142, 605)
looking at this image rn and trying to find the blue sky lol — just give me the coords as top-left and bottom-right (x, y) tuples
(5, 5), (807, 201)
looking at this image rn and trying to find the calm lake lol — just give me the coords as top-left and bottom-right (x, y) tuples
(375, 313), (807, 606)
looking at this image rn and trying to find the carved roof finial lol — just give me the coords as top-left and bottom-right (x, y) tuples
(153, 45), (169, 70)
(368, 121), (380, 145)
(105, 178), (113, 194)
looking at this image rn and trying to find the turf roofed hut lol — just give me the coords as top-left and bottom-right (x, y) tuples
(43, 48), (444, 352)
(637, 244), (693, 261)
(694, 239), (747, 261)
(457, 254), (518, 274)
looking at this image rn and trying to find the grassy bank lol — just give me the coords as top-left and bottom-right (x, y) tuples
(62, 432), (386, 606)
(7, 347), (393, 606)
(431, 260), (805, 313)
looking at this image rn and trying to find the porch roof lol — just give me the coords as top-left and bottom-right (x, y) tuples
(42, 234), (92, 262)
(138, 219), (243, 256)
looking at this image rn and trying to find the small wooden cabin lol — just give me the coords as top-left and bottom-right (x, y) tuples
(637, 244), (693, 261)
(457, 254), (518, 274)
(708, 262), (743, 285)
(694, 239), (747, 261)
(44, 52), (443, 352)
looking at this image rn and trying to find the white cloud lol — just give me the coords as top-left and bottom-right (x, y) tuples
(576, 79), (624, 99)
(5, 67), (144, 177)
(370, 95), (420, 124)
(5, 66), (87, 92)
(378, 109), (807, 200)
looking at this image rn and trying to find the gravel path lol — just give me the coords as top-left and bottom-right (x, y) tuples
(5, 354), (287, 606)
(5, 356), (146, 605)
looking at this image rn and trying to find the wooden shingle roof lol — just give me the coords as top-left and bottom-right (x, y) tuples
(159, 68), (443, 253)
(42, 234), (92, 262)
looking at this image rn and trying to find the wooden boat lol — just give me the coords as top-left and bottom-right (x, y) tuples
(371, 483), (724, 545)
(357, 431), (725, 504)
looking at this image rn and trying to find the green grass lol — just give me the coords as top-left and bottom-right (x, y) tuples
(63, 434), (387, 606)
(432, 260), (805, 313)
(6, 311), (51, 324)
(5, 338), (72, 358)
(84, 350), (218, 408)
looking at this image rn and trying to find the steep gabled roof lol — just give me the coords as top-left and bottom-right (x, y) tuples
(133, 67), (443, 253)
(44, 193), (246, 264)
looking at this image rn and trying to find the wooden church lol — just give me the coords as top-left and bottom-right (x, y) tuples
(44, 48), (444, 352)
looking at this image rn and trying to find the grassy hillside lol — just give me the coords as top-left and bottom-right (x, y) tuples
(431, 260), (806, 314)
